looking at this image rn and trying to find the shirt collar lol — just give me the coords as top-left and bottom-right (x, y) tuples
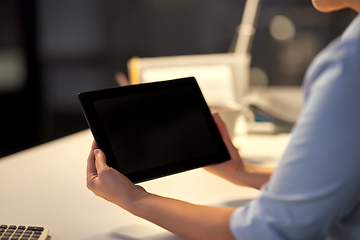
(341, 14), (360, 42)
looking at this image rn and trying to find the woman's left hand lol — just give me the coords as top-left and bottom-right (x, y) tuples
(86, 140), (148, 211)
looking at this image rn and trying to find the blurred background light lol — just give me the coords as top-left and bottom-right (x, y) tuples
(0, 48), (26, 92)
(250, 67), (268, 87)
(269, 15), (296, 41)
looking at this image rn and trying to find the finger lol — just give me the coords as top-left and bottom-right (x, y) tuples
(212, 112), (240, 157)
(115, 72), (129, 86)
(212, 112), (232, 143)
(94, 149), (109, 172)
(87, 139), (98, 177)
(92, 139), (98, 149)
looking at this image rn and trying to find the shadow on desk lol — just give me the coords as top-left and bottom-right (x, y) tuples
(243, 156), (279, 168)
(83, 225), (183, 240)
(112, 232), (183, 240)
(220, 198), (253, 208)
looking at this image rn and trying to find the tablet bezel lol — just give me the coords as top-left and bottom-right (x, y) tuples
(78, 77), (230, 183)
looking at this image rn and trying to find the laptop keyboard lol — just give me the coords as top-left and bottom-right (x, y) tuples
(0, 225), (50, 240)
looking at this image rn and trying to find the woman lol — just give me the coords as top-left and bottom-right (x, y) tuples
(86, 0), (360, 239)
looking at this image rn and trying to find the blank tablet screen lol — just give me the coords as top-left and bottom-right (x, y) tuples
(94, 85), (218, 174)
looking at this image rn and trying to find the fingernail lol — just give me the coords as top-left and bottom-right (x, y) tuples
(94, 149), (100, 158)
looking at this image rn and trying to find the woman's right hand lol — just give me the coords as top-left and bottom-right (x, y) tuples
(204, 113), (245, 184)
(204, 113), (274, 189)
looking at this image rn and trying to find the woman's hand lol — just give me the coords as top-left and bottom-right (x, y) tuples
(204, 113), (245, 184)
(86, 140), (148, 211)
(204, 113), (274, 189)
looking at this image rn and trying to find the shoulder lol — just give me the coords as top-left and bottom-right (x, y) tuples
(303, 37), (360, 102)
(305, 14), (360, 89)
(338, 37), (360, 74)
(312, 36), (360, 76)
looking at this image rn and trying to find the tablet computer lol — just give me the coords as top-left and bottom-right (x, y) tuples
(78, 77), (230, 183)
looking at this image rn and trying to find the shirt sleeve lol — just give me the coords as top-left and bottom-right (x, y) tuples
(230, 38), (360, 240)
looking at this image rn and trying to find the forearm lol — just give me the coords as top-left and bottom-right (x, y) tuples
(127, 193), (236, 240)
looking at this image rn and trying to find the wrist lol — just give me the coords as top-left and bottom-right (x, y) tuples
(234, 163), (274, 189)
(127, 191), (159, 218)
(115, 185), (150, 213)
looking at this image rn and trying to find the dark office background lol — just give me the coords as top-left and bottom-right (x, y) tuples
(0, 0), (356, 157)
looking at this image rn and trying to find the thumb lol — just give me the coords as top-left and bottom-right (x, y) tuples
(212, 112), (239, 156)
(94, 149), (109, 171)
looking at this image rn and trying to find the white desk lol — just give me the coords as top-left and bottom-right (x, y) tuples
(0, 127), (289, 240)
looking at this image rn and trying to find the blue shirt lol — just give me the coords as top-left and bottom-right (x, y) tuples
(230, 14), (360, 240)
